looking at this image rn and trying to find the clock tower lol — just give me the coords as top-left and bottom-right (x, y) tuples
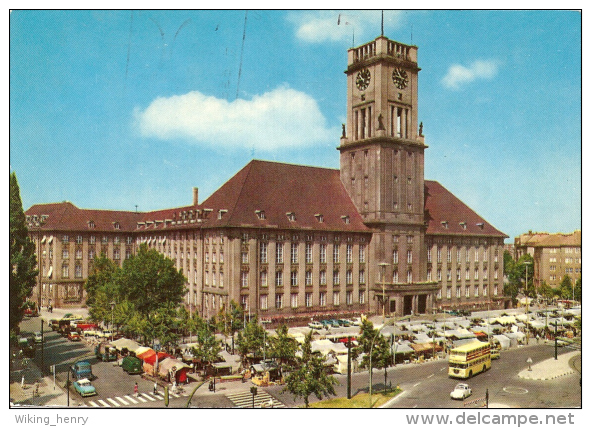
(339, 36), (434, 317)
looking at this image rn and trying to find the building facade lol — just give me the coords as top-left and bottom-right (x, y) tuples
(25, 35), (508, 321)
(514, 230), (582, 289)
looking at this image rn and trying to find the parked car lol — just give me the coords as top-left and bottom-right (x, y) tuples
(33, 332), (43, 344)
(17, 337), (36, 358)
(490, 348), (500, 360)
(121, 356), (143, 374)
(71, 361), (94, 380)
(61, 313), (84, 321)
(308, 321), (323, 329)
(338, 319), (351, 327)
(450, 383), (472, 400)
(73, 378), (97, 397)
(96, 330), (115, 339)
(68, 331), (81, 341)
(320, 320), (332, 329)
(328, 319), (340, 328)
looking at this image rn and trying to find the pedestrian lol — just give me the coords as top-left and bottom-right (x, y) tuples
(134, 382), (138, 397)
(153, 382), (158, 394)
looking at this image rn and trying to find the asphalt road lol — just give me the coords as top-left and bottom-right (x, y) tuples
(16, 317), (581, 409)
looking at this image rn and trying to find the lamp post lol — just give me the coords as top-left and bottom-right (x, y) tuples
(110, 301), (115, 342)
(524, 261), (531, 345)
(368, 318), (395, 408)
(379, 262), (389, 323)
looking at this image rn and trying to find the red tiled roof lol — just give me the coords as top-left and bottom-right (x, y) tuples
(200, 160), (370, 232)
(25, 202), (141, 232)
(424, 181), (507, 238)
(25, 163), (505, 239)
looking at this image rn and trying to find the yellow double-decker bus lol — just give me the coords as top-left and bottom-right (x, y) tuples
(448, 341), (491, 379)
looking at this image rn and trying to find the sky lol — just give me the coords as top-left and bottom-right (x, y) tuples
(9, 9), (582, 242)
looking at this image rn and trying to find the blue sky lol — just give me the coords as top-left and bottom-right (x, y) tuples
(9, 10), (582, 241)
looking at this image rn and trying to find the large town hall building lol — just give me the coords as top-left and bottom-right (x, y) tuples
(25, 36), (508, 323)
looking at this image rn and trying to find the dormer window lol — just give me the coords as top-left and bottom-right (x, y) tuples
(341, 215), (350, 224)
(202, 209), (213, 219)
(459, 222), (467, 230)
(113, 222), (120, 230)
(315, 214), (324, 223)
(286, 212), (296, 222)
(218, 209), (228, 220)
(441, 221), (448, 229)
(476, 222), (485, 229)
(88, 220), (95, 229)
(255, 210), (266, 220)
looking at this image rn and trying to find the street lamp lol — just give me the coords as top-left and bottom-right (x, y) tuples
(524, 262), (532, 345)
(379, 262), (389, 323)
(110, 301), (115, 342)
(368, 318), (395, 408)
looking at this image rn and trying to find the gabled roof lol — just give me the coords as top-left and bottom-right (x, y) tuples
(200, 160), (370, 232)
(424, 181), (507, 238)
(517, 230), (581, 248)
(25, 202), (140, 232)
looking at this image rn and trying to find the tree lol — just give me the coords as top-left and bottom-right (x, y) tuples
(215, 300), (244, 354)
(353, 319), (390, 391)
(538, 281), (556, 302)
(190, 318), (222, 375)
(117, 244), (187, 320)
(574, 278), (581, 302)
(84, 254), (119, 325)
(9, 172), (38, 334)
(268, 323), (298, 373)
(558, 275), (573, 300)
(283, 331), (337, 408)
(503, 253), (534, 305)
(235, 317), (266, 365)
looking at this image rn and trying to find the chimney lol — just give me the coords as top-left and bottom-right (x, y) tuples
(193, 187), (199, 206)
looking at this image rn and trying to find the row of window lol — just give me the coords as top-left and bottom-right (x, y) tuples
(437, 284), (499, 300)
(239, 269), (365, 288)
(55, 235), (133, 245)
(56, 248), (133, 260)
(202, 289), (366, 313)
(252, 243), (365, 265)
(426, 247), (499, 263)
(259, 290), (366, 310)
(428, 267), (499, 282)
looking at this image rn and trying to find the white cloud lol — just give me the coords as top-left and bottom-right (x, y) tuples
(287, 10), (404, 43)
(441, 59), (500, 90)
(134, 86), (337, 150)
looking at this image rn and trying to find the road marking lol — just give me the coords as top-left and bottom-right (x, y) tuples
(97, 399), (110, 407)
(150, 392), (164, 400)
(413, 382), (421, 387)
(89, 401), (99, 407)
(169, 391), (180, 398)
(115, 396), (129, 405)
(123, 395), (137, 404)
(427, 374), (434, 378)
(440, 367), (446, 371)
(136, 395), (147, 403)
(106, 397), (120, 407)
(141, 393), (157, 401)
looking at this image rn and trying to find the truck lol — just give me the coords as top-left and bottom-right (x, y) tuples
(70, 360), (94, 380)
(121, 356), (143, 374)
(95, 343), (117, 362)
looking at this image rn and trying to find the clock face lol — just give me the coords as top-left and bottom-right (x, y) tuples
(392, 68), (409, 89)
(356, 68), (371, 91)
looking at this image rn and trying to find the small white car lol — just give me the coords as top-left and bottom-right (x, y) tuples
(308, 321), (323, 329)
(450, 383), (472, 400)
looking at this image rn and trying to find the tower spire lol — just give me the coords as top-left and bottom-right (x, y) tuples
(381, 10), (384, 36)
